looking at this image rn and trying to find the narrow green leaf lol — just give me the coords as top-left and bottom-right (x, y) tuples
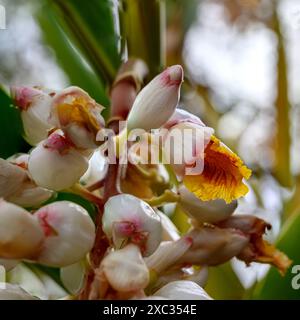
(36, 7), (110, 113)
(50, 0), (121, 84)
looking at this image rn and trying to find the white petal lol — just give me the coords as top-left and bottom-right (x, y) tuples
(0, 282), (38, 300)
(153, 280), (212, 300)
(179, 185), (237, 224)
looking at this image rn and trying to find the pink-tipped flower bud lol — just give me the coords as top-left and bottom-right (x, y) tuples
(0, 200), (44, 259)
(153, 280), (212, 300)
(28, 131), (89, 191)
(10, 86), (55, 146)
(127, 65), (184, 131)
(178, 185), (237, 224)
(50, 86), (105, 149)
(34, 201), (95, 267)
(103, 194), (162, 256)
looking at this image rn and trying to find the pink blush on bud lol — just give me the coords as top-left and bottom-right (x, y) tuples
(37, 210), (58, 237)
(44, 133), (74, 154)
(114, 221), (136, 237)
(11, 87), (40, 110)
(160, 65), (183, 86)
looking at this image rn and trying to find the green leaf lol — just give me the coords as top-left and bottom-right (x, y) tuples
(0, 87), (30, 159)
(49, 0), (121, 85)
(120, 0), (166, 78)
(204, 262), (245, 300)
(253, 212), (300, 299)
(36, 7), (110, 114)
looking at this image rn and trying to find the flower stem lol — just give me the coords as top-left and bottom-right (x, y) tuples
(144, 189), (180, 206)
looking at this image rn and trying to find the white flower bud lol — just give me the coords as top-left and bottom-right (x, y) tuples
(0, 283), (38, 300)
(103, 194), (162, 256)
(127, 65), (184, 131)
(0, 158), (27, 199)
(11, 86), (55, 146)
(101, 244), (149, 292)
(153, 280), (212, 300)
(50, 86), (105, 149)
(144, 238), (192, 274)
(178, 185), (237, 224)
(28, 131), (89, 191)
(178, 227), (249, 266)
(7, 181), (53, 208)
(34, 201), (95, 267)
(0, 200), (44, 259)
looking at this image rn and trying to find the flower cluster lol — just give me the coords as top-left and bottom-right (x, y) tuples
(0, 61), (291, 300)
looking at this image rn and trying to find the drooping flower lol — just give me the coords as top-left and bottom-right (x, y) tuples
(0, 200), (44, 260)
(28, 130), (89, 191)
(50, 86), (105, 149)
(127, 65), (184, 131)
(102, 194), (162, 256)
(177, 226), (249, 266)
(178, 185), (237, 224)
(11, 86), (55, 146)
(161, 109), (251, 203)
(34, 201), (95, 267)
(217, 215), (292, 274)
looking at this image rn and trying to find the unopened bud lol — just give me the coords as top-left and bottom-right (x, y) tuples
(28, 131), (89, 191)
(11, 86), (55, 146)
(7, 181), (53, 208)
(153, 280), (212, 300)
(0, 158), (27, 199)
(0, 200), (44, 259)
(34, 201), (95, 267)
(179, 185), (237, 224)
(103, 194), (162, 256)
(127, 65), (184, 131)
(101, 244), (150, 292)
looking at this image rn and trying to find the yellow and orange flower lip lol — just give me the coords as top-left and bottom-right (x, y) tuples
(184, 135), (252, 204)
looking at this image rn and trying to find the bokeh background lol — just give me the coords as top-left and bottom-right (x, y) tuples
(0, 0), (300, 299)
